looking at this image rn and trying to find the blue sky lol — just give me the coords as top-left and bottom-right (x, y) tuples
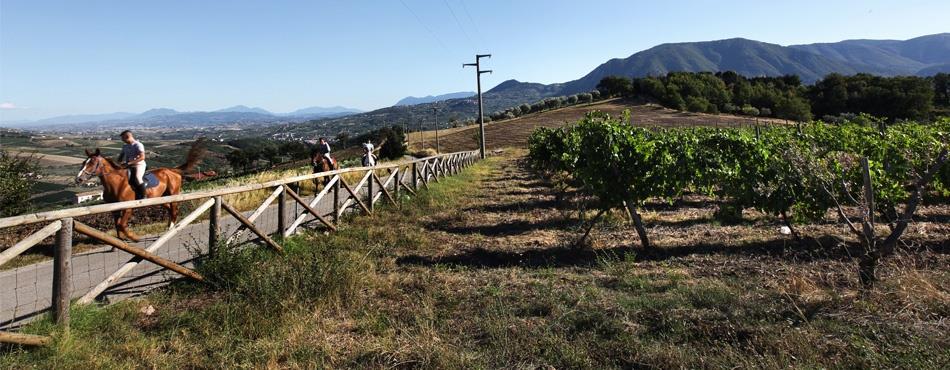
(1, 0), (948, 121)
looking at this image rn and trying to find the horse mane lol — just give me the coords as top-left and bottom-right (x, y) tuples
(175, 138), (207, 173)
(101, 156), (122, 169)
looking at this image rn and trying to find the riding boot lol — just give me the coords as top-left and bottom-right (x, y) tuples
(135, 183), (147, 200)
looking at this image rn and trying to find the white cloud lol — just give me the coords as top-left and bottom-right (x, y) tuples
(0, 102), (17, 109)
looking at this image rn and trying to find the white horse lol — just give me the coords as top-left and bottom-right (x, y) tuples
(361, 142), (377, 167)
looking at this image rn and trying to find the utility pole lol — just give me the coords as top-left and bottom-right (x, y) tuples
(432, 107), (440, 154)
(464, 54), (491, 159)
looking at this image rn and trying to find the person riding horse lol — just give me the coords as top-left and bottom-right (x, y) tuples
(311, 137), (334, 171)
(117, 130), (148, 200)
(362, 141), (377, 167)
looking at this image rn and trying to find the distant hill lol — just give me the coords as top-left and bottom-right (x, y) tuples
(553, 33), (950, 95)
(33, 112), (137, 125)
(396, 92), (475, 106)
(283, 106), (363, 117)
(789, 33), (950, 76)
(5, 105), (362, 129)
(216, 105), (272, 115)
(136, 108), (180, 118)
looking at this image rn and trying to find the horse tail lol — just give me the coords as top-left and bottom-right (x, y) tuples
(172, 138), (207, 174)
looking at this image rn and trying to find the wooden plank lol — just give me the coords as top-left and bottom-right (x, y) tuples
(0, 331), (51, 346)
(221, 201), (284, 254)
(332, 179), (340, 224)
(372, 169), (399, 205)
(52, 218), (72, 326)
(285, 175), (338, 237)
(153, 198), (217, 254)
(393, 167), (401, 200)
(339, 177), (372, 215)
(74, 221), (204, 282)
(368, 169), (375, 212)
(277, 187), (287, 239)
(338, 171), (372, 216)
(226, 186), (283, 245)
(0, 150), (479, 228)
(400, 182), (417, 196)
(209, 197), (221, 256)
(411, 162), (418, 192)
(0, 220), (61, 267)
(282, 185), (337, 232)
(416, 165), (430, 190)
(78, 198), (214, 304)
(374, 173), (397, 205)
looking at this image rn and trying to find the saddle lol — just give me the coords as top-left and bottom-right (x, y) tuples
(129, 172), (161, 189)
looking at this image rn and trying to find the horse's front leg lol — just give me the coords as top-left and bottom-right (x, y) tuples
(119, 209), (140, 242)
(112, 211), (123, 239)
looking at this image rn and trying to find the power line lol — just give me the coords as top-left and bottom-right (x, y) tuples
(442, 0), (474, 49)
(457, 0), (485, 48)
(398, 0), (450, 53)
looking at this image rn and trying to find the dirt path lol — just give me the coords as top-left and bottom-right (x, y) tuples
(397, 150), (575, 266)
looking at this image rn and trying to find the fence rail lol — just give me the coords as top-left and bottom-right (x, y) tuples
(0, 150), (480, 345)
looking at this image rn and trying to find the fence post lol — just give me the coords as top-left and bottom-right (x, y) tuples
(277, 186), (286, 238)
(412, 162), (418, 192)
(333, 178), (340, 223)
(209, 196), (221, 256)
(367, 169), (375, 212)
(393, 167), (401, 200)
(52, 217), (73, 327)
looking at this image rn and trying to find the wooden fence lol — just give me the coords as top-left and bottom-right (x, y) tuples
(0, 150), (480, 345)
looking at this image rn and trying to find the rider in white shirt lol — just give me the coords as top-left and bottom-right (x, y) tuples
(118, 130), (148, 199)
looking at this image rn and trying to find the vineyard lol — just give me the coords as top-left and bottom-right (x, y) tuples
(529, 112), (950, 287)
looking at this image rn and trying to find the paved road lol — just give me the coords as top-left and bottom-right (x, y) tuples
(0, 168), (427, 329)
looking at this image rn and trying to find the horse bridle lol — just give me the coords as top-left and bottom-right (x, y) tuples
(79, 156), (103, 179)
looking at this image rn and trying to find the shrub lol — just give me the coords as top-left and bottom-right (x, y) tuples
(519, 104), (531, 115)
(740, 105), (760, 116)
(0, 149), (39, 217)
(685, 96), (711, 113)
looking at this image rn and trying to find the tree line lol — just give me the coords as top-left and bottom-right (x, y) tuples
(596, 72), (949, 122)
(486, 91), (606, 122)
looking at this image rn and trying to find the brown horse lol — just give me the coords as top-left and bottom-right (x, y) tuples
(75, 141), (205, 241)
(313, 156), (339, 188)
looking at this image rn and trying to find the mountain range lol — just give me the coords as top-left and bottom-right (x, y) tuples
(10, 105), (364, 128)
(551, 33), (950, 96)
(281, 33), (949, 138)
(395, 92), (475, 106)
(7, 33), (948, 134)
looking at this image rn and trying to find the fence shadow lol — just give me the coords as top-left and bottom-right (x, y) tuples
(395, 234), (936, 270)
(425, 217), (575, 237)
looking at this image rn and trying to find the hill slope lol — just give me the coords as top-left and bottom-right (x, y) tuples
(396, 92), (475, 106)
